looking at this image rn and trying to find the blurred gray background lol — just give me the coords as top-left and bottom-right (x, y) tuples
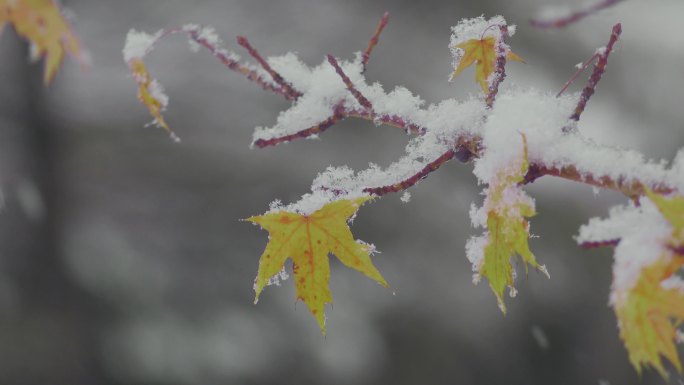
(0, 0), (683, 384)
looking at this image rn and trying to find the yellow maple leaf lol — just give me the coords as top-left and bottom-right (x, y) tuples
(0, 0), (85, 84)
(478, 135), (548, 313)
(128, 58), (176, 140)
(451, 36), (523, 94)
(616, 255), (684, 378)
(247, 197), (388, 334)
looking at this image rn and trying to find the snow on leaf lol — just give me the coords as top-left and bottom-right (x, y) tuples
(247, 197), (388, 334)
(450, 36), (523, 93)
(645, 189), (684, 246)
(0, 0), (85, 84)
(469, 135), (548, 313)
(616, 255), (684, 378)
(128, 58), (177, 142)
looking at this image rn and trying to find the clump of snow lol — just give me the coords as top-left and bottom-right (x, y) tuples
(661, 275), (684, 293)
(475, 87), (671, 191)
(183, 24), (243, 64)
(148, 79), (169, 109)
(268, 53), (313, 90)
(577, 197), (672, 305)
(595, 46), (607, 56)
(253, 267), (290, 302)
(450, 15), (511, 49)
(195, 25), (221, 46)
(123, 29), (163, 62)
(465, 234), (487, 283)
(266, 267), (289, 287)
(400, 192), (411, 203)
(265, 189), (354, 216)
(253, 56), (363, 144)
(668, 148), (684, 192)
(473, 87), (576, 183)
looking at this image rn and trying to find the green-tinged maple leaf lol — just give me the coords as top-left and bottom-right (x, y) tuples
(0, 0), (85, 84)
(450, 36), (523, 93)
(247, 197), (388, 334)
(478, 136), (548, 313)
(616, 255), (684, 378)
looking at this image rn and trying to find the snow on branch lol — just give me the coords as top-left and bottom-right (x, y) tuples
(126, 13), (684, 375)
(125, 17), (682, 210)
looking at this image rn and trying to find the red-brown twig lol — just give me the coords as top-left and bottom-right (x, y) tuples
(362, 11), (390, 72)
(327, 54), (374, 110)
(236, 35), (303, 100)
(669, 245), (684, 256)
(522, 162), (675, 201)
(176, 26), (289, 98)
(530, 0), (623, 29)
(252, 104), (346, 148)
(557, 54), (599, 98)
(252, 106), (424, 148)
(363, 149), (456, 196)
(580, 239), (620, 248)
(569, 23), (621, 122)
(349, 111), (425, 135)
(485, 25), (510, 108)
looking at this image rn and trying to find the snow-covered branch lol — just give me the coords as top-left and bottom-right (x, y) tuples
(124, 12), (684, 377)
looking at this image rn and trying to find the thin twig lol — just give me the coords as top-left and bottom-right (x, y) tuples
(580, 239), (620, 248)
(362, 11), (390, 72)
(327, 55), (373, 110)
(569, 23), (622, 122)
(530, 0), (623, 29)
(557, 53), (599, 97)
(363, 149), (456, 196)
(236, 35), (303, 100)
(175, 26), (289, 98)
(252, 104), (346, 148)
(252, 106), (424, 148)
(522, 162), (675, 201)
(348, 110), (425, 135)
